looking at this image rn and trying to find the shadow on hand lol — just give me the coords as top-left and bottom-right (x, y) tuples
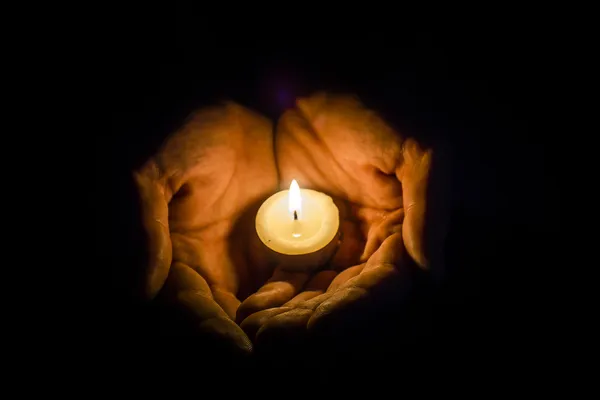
(226, 196), (279, 302)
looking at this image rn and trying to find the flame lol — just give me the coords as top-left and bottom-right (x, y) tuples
(288, 179), (302, 215)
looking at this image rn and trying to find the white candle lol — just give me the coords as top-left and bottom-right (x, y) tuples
(255, 179), (340, 272)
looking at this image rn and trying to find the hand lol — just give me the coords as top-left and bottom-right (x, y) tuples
(133, 103), (279, 354)
(236, 93), (449, 349)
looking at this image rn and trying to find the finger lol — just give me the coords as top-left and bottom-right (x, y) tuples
(361, 208), (404, 261)
(364, 230), (405, 270)
(396, 139), (429, 269)
(133, 163), (172, 300)
(308, 233), (408, 330)
(283, 270), (338, 306)
(239, 307), (292, 340)
(254, 290), (346, 350)
(249, 292), (333, 341)
(163, 262), (252, 353)
(243, 270), (338, 341)
(235, 267), (310, 323)
(255, 308), (314, 349)
(396, 138), (450, 279)
(248, 233), (403, 341)
(326, 263), (365, 292)
(211, 287), (241, 320)
(353, 205), (389, 240)
(169, 233), (242, 320)
(178, 293), (253, 353)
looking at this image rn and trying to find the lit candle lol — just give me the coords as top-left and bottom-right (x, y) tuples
(255, 179), (340, 272)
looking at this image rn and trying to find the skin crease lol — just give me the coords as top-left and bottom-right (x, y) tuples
(133, 103), (279, 352)
(237, 93), (440, 343)
(133, 93), (445, 352)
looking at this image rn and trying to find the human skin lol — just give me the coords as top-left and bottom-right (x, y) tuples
(133, 103), (278, 352)
(133, 93), (447, 352)
(237, 93), (447, 344)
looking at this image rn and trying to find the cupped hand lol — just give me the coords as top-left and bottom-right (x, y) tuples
(236, 93), (449, 347)
(133, 103), (279, 353)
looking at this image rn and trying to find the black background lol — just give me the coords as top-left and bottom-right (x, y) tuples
(96, 9), (555, 384)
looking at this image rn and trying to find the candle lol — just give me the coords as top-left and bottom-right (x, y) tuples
(255, 179), (340, 272)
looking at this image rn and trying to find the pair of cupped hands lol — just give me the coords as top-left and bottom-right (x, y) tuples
(134, 92), (447, 354)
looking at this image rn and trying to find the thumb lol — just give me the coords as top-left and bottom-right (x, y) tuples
(133, 161), (173, 300)
(162, 262), (253, 354)
(396, 138), (451, 281)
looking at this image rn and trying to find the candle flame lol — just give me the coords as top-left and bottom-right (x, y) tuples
(288, 179), (302, 215)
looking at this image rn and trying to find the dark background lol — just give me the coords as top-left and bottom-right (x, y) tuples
(96, 11), (554, 383)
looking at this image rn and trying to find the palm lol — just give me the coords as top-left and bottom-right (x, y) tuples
(237, 94), (438, 343)
(134, 103), (278, 348)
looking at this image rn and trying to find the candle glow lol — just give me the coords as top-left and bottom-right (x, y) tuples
(255, 177), (340, 271)
(288, 179), (302, 219)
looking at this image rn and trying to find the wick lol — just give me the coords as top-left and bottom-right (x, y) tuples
(293, 210), (298, 221)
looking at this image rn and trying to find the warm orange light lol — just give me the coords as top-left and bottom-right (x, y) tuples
(288, 179), (302, 219)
